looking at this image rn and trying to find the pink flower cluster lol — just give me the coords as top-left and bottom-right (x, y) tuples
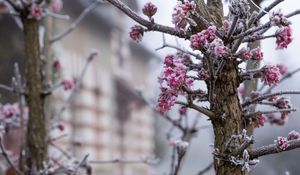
(29, 3), (43, 19)
(51, 0), (63, 13)
(270, 10), (290, 26)
(142, 2), (157, 18)
(287, 130), (300, 141)
(1, 103), (20, 118)
(172, 1), (196, 31)
(190, 26), (217, 50)
(157, 54), (192, 114)
(198, 67), (208, 80)
(276, 26), (292, 49)
(275, 136), (289, 150)
(261, 65), (280, 86)
(129, 25), (144, 42)
(209, 39), (228, 58)
(251, 48), (264, 61)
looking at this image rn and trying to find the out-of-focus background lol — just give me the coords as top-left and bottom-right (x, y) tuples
(0, 0), (299, 174)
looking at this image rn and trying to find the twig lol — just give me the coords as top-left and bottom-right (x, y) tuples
(197, 162), (213, 175)
(156, 34), (201, 58)
(52, 52), (96, 120)
(244, 108), (297, 119)
(89, 157), (157, 165)
(106, 0), (188, 39)
(242, 91), (300, 107)
(0, 84), (13, 92)
(249, 139), (300, 159)
(0, 136), (23, 175)
(175, 101), (214, 118)
(50, 0), (100, 44)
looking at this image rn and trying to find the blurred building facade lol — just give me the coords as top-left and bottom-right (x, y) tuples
(0, 0), (157, 175)
(49, 1), (157, 175)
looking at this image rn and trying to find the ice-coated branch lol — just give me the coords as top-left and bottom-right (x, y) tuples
(255, 0), (284, 20)
(244, 108), (297, 119)
(175, 101), (214, 118)
(156, 34), (201, 59)
(249, 139), (300, 159)
(89, 157), (158, 165)
(106, 0), (188, 39)
(242, 91), (300, 107)
(50, 0), (100, 44)
(197, 162), (213, 175)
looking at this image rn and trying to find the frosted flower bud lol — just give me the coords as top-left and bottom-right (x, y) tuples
(275, 136), (289, 150)
(276, 26), (292, 49)
(287, 130), (300, 140)
(29, 3), (42, 19)
(261, 65), (280, 86)
(277, 64), (288, 75)
(63, 79), (74, 91)
(129, 25), (144, 42)
(198, 68), (208, 80)
(251, 48), (263, 61)
(142, 2), (157, 18)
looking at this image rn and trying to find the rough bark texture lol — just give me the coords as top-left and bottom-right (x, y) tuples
(22, 16), (47, 172)
(211, 62), (245, 175)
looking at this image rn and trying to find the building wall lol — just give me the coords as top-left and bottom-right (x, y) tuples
(49, 4), (155, 175)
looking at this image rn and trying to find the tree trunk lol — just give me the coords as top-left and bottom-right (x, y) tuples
(22, 16), (47, 172)
(211, 62), (245, 175)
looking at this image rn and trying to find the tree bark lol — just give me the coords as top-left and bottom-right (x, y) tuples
(21, 16), (47, 172)
(211, 62), (245, 175)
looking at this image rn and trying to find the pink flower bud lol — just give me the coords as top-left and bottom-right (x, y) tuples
(57, 123), (65, 131)
(275, 136), (289, 150)
(276, 26), (292, 49)
(63, 79), (74, 91)
(277, 64), (288, 75)
(51, 0), (63, 13)
(29, 3), (42, 19)
(142, 2), (157, 17)
(287, 130), (300, 140)
(129, 25), (144, 42)
(261, 65), (280, 86)
(53, 59), (61, 71)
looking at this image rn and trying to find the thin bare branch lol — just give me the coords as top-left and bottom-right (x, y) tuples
(106, 0), (188, 38)
(175, 101), (214, 118)
(50, 1), (100, 44)
(197, 162), (213, 175)
(249, 139), (300, 159)
(244, 108), (297, 119)
(242, 91), (300, 107)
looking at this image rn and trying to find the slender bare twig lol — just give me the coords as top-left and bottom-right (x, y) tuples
(197, 162), (213, 175)
(0, 136), (23, 175)
(242, 91), (300, 107)
(89, 157), (158, 165)
(50, 1), (100, 44)
(244, 108), (297, 119)
(175, 101), (214, 118)
(106, 0), (188, 38)
(256, 0), (284, 20)
(156, 34), (201, 58)
(249, 139), (300, 159)
(52, 52), (97, 120)
(0, 84), (13, 92)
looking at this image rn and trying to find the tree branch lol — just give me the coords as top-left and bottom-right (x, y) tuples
(50, 0), (100, 44)
(242, 91), (300, 107)
(106, 0), (188, 39)
(249, 139), (300, 159)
